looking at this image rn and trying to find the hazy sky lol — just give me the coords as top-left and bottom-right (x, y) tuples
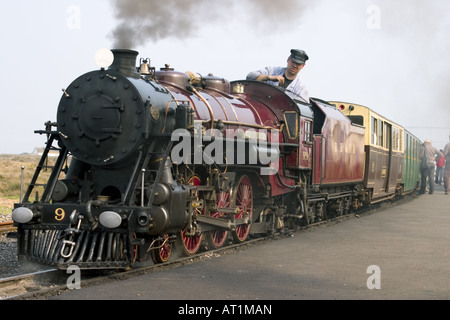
(1, 0), (449, 154)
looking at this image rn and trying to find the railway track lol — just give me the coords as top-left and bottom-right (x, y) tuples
(0, 193), (417, 300)
(0, 214), (360, 300)
(0, 221), (15, 236)
(0, 237), (269, 300)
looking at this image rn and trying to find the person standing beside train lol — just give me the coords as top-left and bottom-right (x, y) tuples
(443, 135), (450, 195)
(246, 49), (310, 102)
(435, 150), (445, 185)
(419, 140), (443, 195)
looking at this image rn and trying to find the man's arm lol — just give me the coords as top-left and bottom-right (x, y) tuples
(246, 66), (284, 84)
(255, 74), (285, 85)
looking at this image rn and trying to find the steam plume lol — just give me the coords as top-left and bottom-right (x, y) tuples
(109, 0), (316, 48)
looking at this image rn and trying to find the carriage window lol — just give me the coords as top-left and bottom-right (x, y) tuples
(393, 127), (399, 151)
(385, 124), (391, 149)
(378, 120), (384, 147)
(393, 127), (403, 152)
(371, 117), (378, 145)
(283, 112), (298, 139)
(348, 115), (364, 126)
(399, 129), (404, 151)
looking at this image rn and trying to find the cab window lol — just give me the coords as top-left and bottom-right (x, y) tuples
(284, 112), (298, 139)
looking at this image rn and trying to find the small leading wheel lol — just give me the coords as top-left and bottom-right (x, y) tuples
(150, 234), (172, 264)
(205, 189), (231, 249)
(232, 175), (253, 243)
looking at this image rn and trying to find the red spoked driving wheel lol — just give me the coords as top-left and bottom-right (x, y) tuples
(205, 189), (230, 249)
(175, 176), (203, 256)
(232, 175), (253, 243)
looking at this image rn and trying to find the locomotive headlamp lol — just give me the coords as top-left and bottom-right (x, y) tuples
(94, 48), (114, 69)
(12, 207), (34, 224)
(99, 211), (123, 229)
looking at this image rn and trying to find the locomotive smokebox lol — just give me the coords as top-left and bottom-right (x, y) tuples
(57, 49), (148, 166)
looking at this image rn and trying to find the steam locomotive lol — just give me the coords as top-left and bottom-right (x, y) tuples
(11, 49), (421, 270)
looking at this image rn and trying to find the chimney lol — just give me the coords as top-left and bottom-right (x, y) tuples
(108, 49), (139, 77)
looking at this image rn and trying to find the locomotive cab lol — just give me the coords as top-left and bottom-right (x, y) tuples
(230, 80), (314, 172)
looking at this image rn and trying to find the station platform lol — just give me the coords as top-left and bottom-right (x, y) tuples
(51, 184), (450, 301)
